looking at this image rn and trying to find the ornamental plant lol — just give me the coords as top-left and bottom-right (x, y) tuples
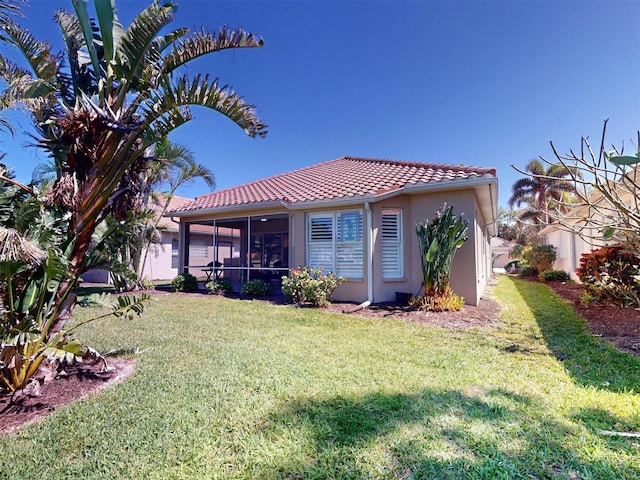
(522, 245), (556, 273)
(171, 273), (199, 292)
(414, 204), (468, 311)
(241, 279), (272, 298)
(205, 279), (233, 295)
(576, 245), (640, 307)
(281, 267), (344, 307)
(539, 270), (570, 282)
(0, 0), (265, 393)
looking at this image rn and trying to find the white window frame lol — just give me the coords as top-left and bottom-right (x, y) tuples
(307, 210), (364, 279)
(171, 236), (179, 269)
(381, 208), (404, 279)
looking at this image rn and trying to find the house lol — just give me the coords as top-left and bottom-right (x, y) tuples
(82, 196), (239, 283)
(168, 156), (498, 305)
(539, 166), (639, 279)
(490, 237), (516, 269)
(139, 196), (240, 281)
(539, 201), (614, 280)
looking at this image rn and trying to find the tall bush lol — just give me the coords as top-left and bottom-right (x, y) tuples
(576, 246), (640, 307)
(522, 245), (556, 273)
(414, 204), (468, 311)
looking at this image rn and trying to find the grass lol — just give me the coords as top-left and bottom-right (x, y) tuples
(2, 276), (640, 479)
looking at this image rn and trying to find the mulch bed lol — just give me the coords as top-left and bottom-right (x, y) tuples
(2, 279), (639, 436)
(0, 358), (136, 436)
(545, 280), (640, 355)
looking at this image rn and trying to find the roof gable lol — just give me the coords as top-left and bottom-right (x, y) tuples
(170, 156), (496, 214)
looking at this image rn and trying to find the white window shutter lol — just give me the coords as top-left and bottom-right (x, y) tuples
(307, 214), (334, 271)
(381, 209), (403, 279)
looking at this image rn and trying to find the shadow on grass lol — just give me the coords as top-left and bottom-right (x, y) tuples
(513, 278), (640, 393)
(265, 388), (627, 479)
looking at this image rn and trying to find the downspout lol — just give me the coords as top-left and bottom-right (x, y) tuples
(346, 203), (373, 314)
(365, 201), (373, 303)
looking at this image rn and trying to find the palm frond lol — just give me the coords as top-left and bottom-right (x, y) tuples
(146, 73), (267, 138)
(0, 0), (26, 26)
(2, 20), (59, 81)
(524, 159), (545, 176)
(114, 1), (176, 92)
(173, 158), (215, 190)
(55, 9), (90, 101)
(0, 227), (45, 264)
(162, 26), (264, 75)
(142, 105), (191, 146)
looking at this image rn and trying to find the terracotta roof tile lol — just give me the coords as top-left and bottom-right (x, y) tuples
(170, 156), (496, 213)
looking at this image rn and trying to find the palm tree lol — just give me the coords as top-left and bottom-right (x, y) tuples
(509, 159), (578, 224)
(0, 0), (267, 332)
(0, 0), (27, 132)
(136, 138), (215, 283)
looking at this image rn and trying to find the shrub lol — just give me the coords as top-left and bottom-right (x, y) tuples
(205, 279), (233, 295)
(576, 245), (640, 307)
(522, 245), (556, 273)
(241, 279), (272, 297)
(281, 267), (344, 307)
(580, 292), (598, 305)
(409, 285), (464, 312)
(171, 273), (198, 292)
(518, 265), (539, 278)
(139, 277), (155, 290)
(539, 270), (570, 282)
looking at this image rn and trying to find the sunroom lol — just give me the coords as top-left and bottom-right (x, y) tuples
(181, 213), (289, 287)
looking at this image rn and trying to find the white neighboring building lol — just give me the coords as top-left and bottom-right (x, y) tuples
(490, 237), (517, 268)
(538, 222), (595, 280)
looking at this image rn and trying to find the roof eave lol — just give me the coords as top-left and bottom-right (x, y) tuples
(166, 175), (499, 235)
(166, 200), (290, 218)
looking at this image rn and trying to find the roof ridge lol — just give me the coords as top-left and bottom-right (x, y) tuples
(342, 156), (495, 174)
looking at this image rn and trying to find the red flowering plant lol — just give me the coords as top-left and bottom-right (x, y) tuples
(576, 245), (640, 307)
(281, 267), (344, 307)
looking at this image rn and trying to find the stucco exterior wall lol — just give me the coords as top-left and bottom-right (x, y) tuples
(140, 231), (177, 281)
(544, 228), (597, 280)
(289, 207), (368, 303)
(370, 195), (413, 302)
(407, 190), (482, 305)
(176, 187), (493, 306)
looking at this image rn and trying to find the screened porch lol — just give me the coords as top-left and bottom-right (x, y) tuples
(182, 214), (290, 288)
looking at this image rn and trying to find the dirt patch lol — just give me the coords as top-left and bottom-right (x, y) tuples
(0, 357), (136, 435)
(320, 294), (501, 329)
(545, 280), (640, 356)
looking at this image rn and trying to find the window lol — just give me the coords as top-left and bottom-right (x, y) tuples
(189, 237), (209, 258)
(171, 237), (179, 269)
(381, 209), (403, 279)
(307, 210), (363, 279)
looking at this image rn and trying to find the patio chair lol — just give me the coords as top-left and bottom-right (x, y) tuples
(202, 261), (222, 281)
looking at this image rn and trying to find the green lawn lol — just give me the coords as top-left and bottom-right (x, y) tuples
(2, 276), (640, 479)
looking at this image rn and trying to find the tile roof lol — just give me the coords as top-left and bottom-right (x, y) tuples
(170, 156), (496, 214)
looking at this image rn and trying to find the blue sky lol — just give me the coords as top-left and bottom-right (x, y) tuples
(1, 0), (638, 208)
